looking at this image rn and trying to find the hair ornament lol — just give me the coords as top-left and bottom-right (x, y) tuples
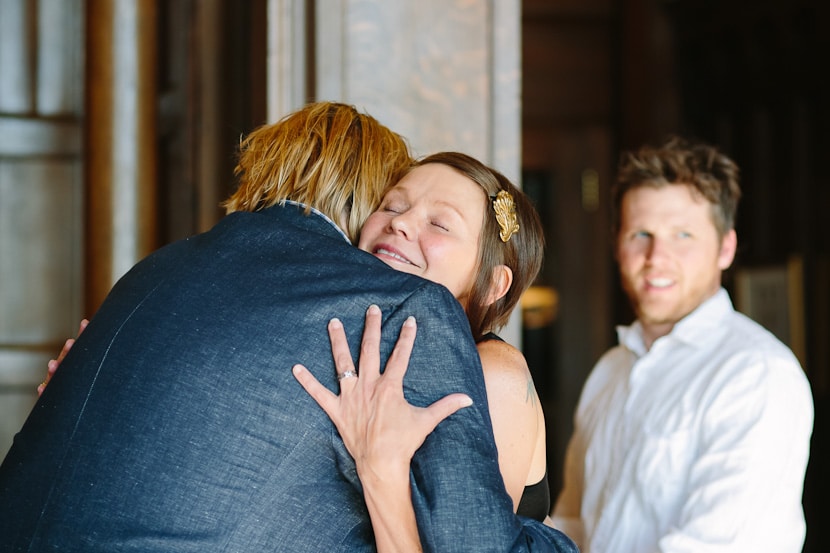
(492, 190), (519, 242)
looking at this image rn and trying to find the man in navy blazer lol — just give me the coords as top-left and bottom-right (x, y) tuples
(0, 102), (576, 552)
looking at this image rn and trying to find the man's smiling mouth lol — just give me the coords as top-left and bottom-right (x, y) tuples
(646, 277), (674, 288)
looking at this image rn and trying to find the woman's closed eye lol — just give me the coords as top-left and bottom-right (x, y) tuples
(430, 219), (449, 231)
(382, 200), (407, 214)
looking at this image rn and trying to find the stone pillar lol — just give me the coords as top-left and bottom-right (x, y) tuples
(314, 1), (520, 172)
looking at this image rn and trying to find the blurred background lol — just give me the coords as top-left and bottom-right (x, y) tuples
(0, 0), (826, 550)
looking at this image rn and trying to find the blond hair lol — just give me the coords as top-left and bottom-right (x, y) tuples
(223, 102), (412, 242)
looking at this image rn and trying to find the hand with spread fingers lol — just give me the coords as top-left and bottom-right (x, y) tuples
(293, 304), (472, 476)
(292, 304), (472, 553)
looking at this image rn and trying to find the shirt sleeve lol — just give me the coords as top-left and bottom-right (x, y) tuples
(551, 431), (587, 550)
(389, 285), (579, 553)
(658, 352), (814, 553)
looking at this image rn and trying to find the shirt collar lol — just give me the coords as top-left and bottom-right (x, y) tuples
(617, 288), (734, 355)
(279, 200), (351, 244)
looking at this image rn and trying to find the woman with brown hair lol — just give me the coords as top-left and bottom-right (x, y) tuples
(295, 152), (553, 552)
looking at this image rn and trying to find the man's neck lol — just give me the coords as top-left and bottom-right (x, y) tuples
(641, 322), (674, 351)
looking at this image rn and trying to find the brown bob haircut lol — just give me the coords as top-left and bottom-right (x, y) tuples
(414, 152), (545, 340)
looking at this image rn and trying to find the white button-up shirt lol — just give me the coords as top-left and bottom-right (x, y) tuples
(553, 289), (814, 553)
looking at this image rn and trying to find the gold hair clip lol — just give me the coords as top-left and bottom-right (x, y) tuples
(492, 190), (519, 242)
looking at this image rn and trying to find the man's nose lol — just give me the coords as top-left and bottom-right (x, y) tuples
(645, 236), (668, 260)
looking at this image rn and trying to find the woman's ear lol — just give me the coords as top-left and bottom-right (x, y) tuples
(485, 265), (513, 306)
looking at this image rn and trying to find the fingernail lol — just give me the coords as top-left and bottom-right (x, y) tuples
(460, 395), (473, 407)
(329, 318), (342, 329)
(404, 316), (416, 327)
(367, 304), (380, 315)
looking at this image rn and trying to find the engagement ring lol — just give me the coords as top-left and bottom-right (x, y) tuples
(337, 370), (358, 381)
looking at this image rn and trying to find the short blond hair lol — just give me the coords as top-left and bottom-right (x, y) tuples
(223, 102), (412, 242)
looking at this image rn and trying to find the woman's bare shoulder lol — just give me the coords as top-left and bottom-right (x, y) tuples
(476, 338), (532, 385)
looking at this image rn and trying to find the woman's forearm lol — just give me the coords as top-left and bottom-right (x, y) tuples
(360, 462), (423, 553)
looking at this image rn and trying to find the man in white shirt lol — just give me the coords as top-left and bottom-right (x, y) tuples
(552, 137), (814, 552)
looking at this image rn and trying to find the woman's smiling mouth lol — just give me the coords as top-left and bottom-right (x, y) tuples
(374, 246), (417, 266)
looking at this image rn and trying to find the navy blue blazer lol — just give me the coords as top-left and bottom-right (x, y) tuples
(0, 203), (576, 552)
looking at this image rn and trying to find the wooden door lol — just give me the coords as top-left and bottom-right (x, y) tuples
(0, 0), (85, 458)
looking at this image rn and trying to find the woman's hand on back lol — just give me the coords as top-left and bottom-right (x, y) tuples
(292, 304), (472, 477)
(38, 318), (88, 396)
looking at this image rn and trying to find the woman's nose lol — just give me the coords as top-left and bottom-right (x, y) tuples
(388, 212), (414, 239)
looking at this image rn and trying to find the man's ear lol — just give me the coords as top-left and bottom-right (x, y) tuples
(485, 265), (513, 306)
(718, 229), (737, 270)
